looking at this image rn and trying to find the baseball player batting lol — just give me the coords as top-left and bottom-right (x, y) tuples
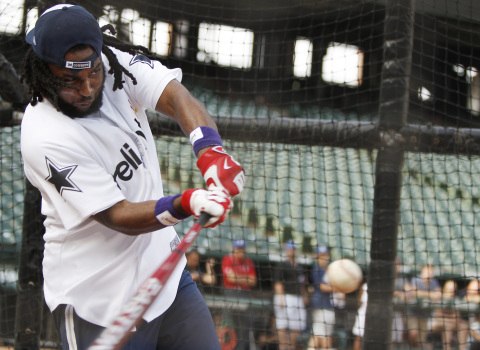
(20, 4), (245, 350)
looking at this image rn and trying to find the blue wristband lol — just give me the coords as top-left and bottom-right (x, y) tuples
(154, 195), (190, 226)
(189, 126), (223, 156)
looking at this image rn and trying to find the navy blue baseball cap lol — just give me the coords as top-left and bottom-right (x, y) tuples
(26, 4), (103, 69)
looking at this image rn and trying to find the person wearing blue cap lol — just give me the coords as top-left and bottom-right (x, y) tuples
(273, 240), (308, 350)
(221, 239), (257, 349)
(20, 4), (246, 350)
(222, 239), (257, 291)
(307, 246), (336, 350)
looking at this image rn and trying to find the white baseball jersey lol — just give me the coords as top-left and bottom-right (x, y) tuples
(21, 48), (186, 327)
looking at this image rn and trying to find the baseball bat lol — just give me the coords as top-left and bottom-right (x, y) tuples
(87, 212), (211, 350)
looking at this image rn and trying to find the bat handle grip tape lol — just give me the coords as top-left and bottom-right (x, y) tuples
(197, 212), (212, 227)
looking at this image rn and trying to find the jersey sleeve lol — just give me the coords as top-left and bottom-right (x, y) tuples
(21, 108), (125, 230)
(110, 48), (182, 111)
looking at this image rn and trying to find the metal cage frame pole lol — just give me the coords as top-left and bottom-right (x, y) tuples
(364, 0), (415, 348)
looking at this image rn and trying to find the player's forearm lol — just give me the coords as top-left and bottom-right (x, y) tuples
(93, 197), (188, 235)
(93, 188), (231, 234)
(158, 82), (245, 197)
(173, 95), (218, 158)
(174, 94), (217, 136)
(93, 199), (167, 235)
(156, 80), (217, 137)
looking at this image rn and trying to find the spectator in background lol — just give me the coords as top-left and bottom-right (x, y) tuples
(469, 312), (480, 350)
(255, 312), (280, 350)
(392, 258), (411, 347)
(430, 280), (468, 350)
(186, 249), (217, 293)
(462, 279), (480, 305)
(352, 282), (368, 350)
(352, 266), (407, 350)
(405, 264), (442, 349)
(331, 290), (350, 350)
(221, 239), (257, 350)
(461, 279), (480, 347)
(222, 239), (257, 291)
(332, 285), (359, 350)
(273, 240), (308, 350)
(307, 246), (335, 350)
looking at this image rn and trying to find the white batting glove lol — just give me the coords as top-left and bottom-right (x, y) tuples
(181, 186), (232, 228)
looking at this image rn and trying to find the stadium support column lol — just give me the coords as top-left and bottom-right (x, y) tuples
(363, 0), (414, 349)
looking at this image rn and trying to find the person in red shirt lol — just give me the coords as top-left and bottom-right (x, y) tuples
(222, 239), (257, 290)
(221, 239), (257, 349)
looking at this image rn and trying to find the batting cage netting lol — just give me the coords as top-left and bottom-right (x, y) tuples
(1, 0), (480, 349)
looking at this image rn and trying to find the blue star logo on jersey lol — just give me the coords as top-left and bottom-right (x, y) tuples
(129, 54), (154, 69)
(45, 157), (81, 196)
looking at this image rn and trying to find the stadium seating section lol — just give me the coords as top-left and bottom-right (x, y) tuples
(1, 88), (479, 278)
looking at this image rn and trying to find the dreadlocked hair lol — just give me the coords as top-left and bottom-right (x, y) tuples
(21, 48), (64, 108)
(21, 23), (161, 109)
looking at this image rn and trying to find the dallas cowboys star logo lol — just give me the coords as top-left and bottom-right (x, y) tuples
(129, 54), (154, 69)
(45, 157), (81, 196)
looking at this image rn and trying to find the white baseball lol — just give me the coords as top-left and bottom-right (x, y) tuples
(326, 258), (363, 294)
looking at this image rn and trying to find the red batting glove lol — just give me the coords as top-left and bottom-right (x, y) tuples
(196, 146), (245, 197)
(181, 186), (232, 228)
